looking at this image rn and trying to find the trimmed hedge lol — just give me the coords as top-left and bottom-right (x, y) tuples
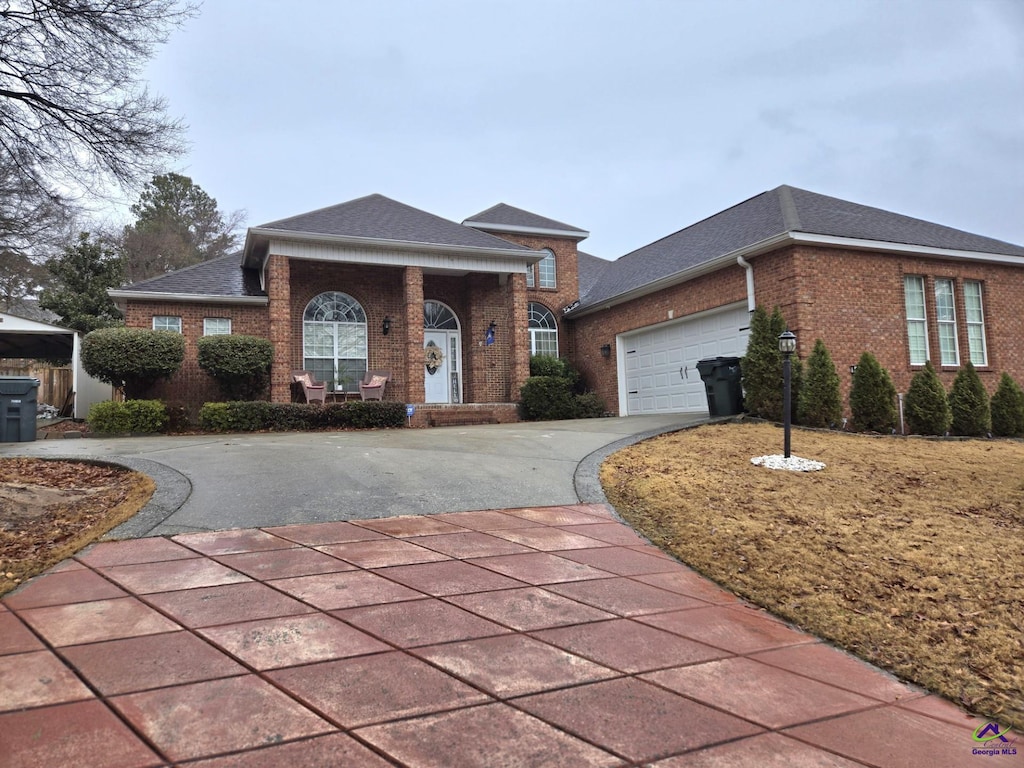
(197, 400), (406, 432)
(88, 400), (168, 434)
(197, 335), (273, 401)
(81, 327), (184, 399)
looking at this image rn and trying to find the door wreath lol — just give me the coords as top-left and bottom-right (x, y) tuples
(425, 341), (445, 375)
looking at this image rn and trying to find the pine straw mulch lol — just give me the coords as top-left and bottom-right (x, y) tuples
(0, 458), (155, 597)
(601, 421), (1024, 732)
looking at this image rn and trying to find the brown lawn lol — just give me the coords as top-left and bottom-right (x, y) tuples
(601, 421), (1024, 731)
(0, 458), (154, 596)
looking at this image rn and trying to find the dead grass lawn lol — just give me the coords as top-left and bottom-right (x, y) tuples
(601, 421), (1024, 731)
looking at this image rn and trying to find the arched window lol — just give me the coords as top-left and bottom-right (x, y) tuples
(537, 248), (556, 288)
(424, 300), (459, 330)
(528, 302), (558, 356)
(303, 292), (367, 390)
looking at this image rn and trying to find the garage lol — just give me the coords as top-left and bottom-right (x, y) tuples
(621, 302), (750, 415)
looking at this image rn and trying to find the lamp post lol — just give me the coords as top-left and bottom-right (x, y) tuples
(779, 330), (796, 458)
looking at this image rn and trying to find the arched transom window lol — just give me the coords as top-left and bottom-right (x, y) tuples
(303, 292), (367, 389)
(528, 302), (558, 357)
(424, 300), (459, 330)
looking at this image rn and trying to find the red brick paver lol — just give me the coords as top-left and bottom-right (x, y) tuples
(2, 504), (1015, 767)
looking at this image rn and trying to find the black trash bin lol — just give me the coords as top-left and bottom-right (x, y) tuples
(0, 377), (40, 442)
(695, 357), (744, 417)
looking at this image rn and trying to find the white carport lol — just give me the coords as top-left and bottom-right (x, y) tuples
(0, 312), (111, 418)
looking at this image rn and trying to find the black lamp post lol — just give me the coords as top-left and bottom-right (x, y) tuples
(779, 330), (796, 458)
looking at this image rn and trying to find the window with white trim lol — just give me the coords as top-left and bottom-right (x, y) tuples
(537, 249), (556, 289)
(203, 318), (231, 336)
(525, 263), (535, 288)
(528, 302), (558, 356)
(934, 278), (959, 366)
(903, 276), (928, 366)
(153, 316), (182, 333)
(303, 292), (367, 390)
(964, 280), (988, 366)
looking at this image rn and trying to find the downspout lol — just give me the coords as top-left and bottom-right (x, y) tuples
(736, 255), (755, 312)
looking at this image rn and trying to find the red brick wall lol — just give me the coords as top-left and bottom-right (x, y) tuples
(123, 300), (270, 406)
(568, 244), (1024, 415)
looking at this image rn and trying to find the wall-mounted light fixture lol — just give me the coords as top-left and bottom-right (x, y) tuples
(600, 344), (611, 359)
(382, 316), (392, 336)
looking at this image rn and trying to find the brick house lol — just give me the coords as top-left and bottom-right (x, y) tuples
(110, 185), (1024, 423)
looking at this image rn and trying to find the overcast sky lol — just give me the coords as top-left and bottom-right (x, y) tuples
(137, 0), (1024, 259)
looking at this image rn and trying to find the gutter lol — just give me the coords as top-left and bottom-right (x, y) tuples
(243, 227), (545, 268)
(566, 231), (1024, 319)
(108, 291), (269, 306)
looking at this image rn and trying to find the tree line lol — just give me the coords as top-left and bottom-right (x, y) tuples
(0, 2), (242, 333)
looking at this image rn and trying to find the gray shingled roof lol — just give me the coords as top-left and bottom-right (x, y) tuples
(117, 253), (264, 297)
(577, 185), (1024, 310)
(463, 203), (587, 238)
(254, 194), (534, 252)
(577, 251), (611, 298)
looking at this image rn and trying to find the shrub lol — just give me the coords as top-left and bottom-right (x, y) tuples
(797, 339), (841, 428)
(197, 401), (405, 432)
(529, 354), (572, 378)
(81, 327), (184, 399)
(849, 352), (897, 433)
(197, 335), (273, 400)
(903, 361), (951, 436)
(520, 376), (575, 421)
(741, 305), (786, 420)
(990, 373), (1024, 438)
(88, 400), (168, 434)
(573, 392), (606, 419)
(948, 362), (991, 437)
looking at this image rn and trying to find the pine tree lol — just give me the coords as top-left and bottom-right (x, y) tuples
(990, 373), (1024, 438)
(948, 362), (991, 437)
(38, 232), (125, 334)
(903, 361), (951, 435)
(797, 339), (842, 428)
(740, 305), (787, 420)
(849, 352), (897, 432)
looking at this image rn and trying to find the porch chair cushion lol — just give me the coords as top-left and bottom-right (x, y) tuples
(291, 370), (326, 403)
(359, 370), (390, 401)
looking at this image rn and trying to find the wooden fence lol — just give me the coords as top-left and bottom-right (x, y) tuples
(0, 361), (74, 409)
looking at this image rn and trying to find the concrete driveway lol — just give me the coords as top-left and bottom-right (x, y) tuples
(2, 415), (704, 537)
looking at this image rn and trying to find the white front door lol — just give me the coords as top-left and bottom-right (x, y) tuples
(424, 330), (461, 403)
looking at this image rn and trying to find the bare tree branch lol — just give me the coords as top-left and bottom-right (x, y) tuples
(0, 0), (196, 196)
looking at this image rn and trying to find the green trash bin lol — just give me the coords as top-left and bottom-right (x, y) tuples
(0, 377), (40, 442)
(695, 357), (744, 417)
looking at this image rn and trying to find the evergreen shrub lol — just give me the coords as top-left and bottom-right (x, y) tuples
(948, 362), (991, 437)
(849, 352), (897, 433)
(797, 339), (842, 428)
(81, 327), (184, 399)
(990, 373), (1024, 438)
(903, 361), (951, 436)
(88, 400), (168, 434)
(197, 335), (274, 400)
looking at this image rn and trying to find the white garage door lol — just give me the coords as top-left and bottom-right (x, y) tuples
(624, 303), (750, 415)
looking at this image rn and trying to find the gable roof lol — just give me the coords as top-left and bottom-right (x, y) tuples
(243, 194), (536, 267)
(575, 185), (1024, 313)
(463, 203), (589, 241)
(110, 253), (266, 303)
